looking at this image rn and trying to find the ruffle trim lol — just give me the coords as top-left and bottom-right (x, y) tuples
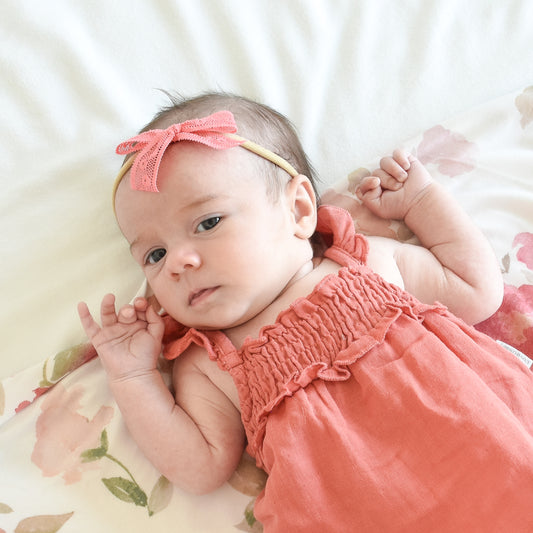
(164, 327), (241, 371)
(316, 205), (369, 265)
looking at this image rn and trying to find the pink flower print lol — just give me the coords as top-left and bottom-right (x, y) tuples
(515, 86), (533, 129)
(15, 386), (51, 414)
(475, 284), (533, 358)
(32, 383), (113, 484)
(416, 125), (478, 177)
(513, 232), (533, 270)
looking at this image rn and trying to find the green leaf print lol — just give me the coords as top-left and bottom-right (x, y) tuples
(244, 499), (257, 527)
(80, 428), (109, 462)
(147, 476), (173, 516)
(40, 343), (94, 387)
(80, 429), (169, 516)
(80, 446), (107, 462)
(14, 512), (73, 533)
(102, 477), (148, 507)
(235, 498), (263, 532)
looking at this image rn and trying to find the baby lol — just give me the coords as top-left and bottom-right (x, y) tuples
(79, 92), (533, 532)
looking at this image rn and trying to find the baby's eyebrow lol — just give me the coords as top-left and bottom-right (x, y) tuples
(186, 193), (221, 208)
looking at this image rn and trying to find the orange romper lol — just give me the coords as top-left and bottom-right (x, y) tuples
(165, 205), (533, 533)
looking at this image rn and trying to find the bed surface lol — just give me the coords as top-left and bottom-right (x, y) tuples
(1, 2), (532, 532)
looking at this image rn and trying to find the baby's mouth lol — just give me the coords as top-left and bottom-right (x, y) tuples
(188, 287), (219, 307)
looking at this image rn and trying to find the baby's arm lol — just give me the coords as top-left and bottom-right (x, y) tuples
(357, 150), (503, 324)
(78, 295), (245, 494)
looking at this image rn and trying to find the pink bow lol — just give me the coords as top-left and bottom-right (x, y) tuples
(116, 110), (245, 192)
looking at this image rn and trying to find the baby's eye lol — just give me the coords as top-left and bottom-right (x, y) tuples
(146, 248), (166, 265)
(197, 216), (221, 233)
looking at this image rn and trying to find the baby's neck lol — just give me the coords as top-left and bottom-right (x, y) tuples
(277, 258), (318, 299)
(222, 256), (328, 349)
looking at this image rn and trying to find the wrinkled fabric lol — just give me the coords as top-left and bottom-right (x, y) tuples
(165, 205), (533, 532)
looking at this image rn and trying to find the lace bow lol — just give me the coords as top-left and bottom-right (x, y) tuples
(115, 110), (244, 192)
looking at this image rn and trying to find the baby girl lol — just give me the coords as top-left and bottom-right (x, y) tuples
(79, 92), (533, 532)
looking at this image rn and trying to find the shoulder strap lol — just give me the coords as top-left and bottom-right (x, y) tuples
(163, 320), (242, 372)
(316, 205), (369, 266)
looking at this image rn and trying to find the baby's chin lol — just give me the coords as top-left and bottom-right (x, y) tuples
(166, 295), (268, 333)
(173, 313), (251, 332)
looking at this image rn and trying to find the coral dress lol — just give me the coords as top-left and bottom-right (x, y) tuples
(165, 205), (533, 532)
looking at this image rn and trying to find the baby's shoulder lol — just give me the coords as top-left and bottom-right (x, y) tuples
(172, 342), (241, 410)
(364, 236), (405, 289)
(320, 235), (406, 290)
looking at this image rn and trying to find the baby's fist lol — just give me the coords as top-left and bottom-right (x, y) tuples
(356, 150), (432, 221)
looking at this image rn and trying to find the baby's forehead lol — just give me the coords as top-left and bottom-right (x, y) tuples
(117, 143), (269, 202)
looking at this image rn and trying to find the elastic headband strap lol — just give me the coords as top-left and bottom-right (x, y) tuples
(227, 134), (299, 178)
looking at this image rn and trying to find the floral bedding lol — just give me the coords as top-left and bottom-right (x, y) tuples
(1, 87), (532, 533)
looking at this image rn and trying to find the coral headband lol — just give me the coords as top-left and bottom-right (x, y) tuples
(112, 110), (298, 205)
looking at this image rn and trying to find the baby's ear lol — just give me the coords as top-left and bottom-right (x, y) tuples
(286, 175), (317, 239)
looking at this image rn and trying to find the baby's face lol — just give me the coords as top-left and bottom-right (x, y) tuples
(115, 142), (307, 330)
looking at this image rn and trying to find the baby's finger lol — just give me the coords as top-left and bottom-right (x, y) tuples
(100, 293), (119, 327)
(77, 302), (101, 340)
(356, 176), (381, 196)
(356, 176), (382, 202)
(117, 305), (138, 324)
(392, 149), (411, 171)
(379, 157), (408, 182)
(125, 297), (150, 323)
(133, 297), (149, 313)
(372, 168), (402, 191)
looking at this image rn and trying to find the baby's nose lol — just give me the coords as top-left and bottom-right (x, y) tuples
(165, 246), (201, 275)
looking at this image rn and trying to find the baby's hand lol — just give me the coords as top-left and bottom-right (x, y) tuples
(78, 294), (165, 382)
(356, 149), (433, 221)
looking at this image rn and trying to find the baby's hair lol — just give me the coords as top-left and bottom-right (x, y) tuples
(140, 91), (319, 201)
